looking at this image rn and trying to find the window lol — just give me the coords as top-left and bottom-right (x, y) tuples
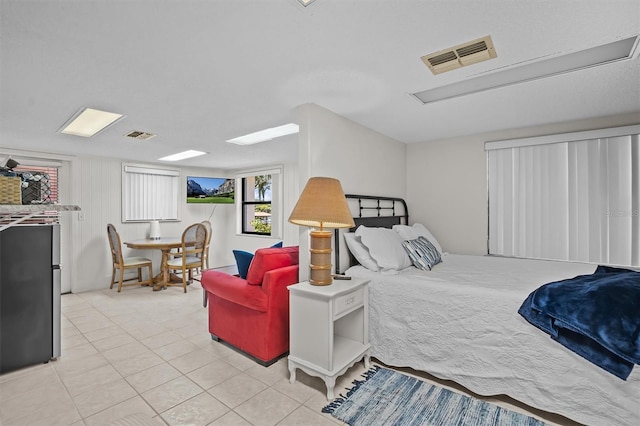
(14, 165), (58, 204)
(486, 125), (640, 267)
(122, 164), (179, 222)
(242, 174), (272, 235)
(238, 168), (282, 236)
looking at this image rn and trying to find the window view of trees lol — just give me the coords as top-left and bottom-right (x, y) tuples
(242, 174), (272, 235)
(254, 175), (270, 201)
(251, 204), (271, 234)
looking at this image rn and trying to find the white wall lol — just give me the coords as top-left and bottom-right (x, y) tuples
(63, 155), (301, 293)
(297, 103), (406, 196)
(225, 161), (300, 253)
(296, 103), (407, 279)
(67, 156), (235, 292)
(407, 112), (640, 255)
(12, 106), (631, 292)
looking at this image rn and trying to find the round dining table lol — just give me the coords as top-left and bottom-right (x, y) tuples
(124, 237), (184, 291)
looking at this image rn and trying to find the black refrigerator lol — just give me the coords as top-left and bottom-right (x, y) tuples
(0, 223), (61, 374)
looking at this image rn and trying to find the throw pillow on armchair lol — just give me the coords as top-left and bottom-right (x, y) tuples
(233, 241), (283, 279)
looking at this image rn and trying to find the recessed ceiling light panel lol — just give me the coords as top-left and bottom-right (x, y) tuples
(59, 107), (124, 137)
(412, 35), (639, 104)
(227, 123), (299, 145)
(158, 150), (207, 162)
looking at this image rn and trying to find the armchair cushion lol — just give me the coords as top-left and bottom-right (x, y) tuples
(246, 246), (299, 286)
(233, 241), (284, 279)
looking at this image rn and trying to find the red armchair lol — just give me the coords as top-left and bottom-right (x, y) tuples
(201, 246), (299, 366)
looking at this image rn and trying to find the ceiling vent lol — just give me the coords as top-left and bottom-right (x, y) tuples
(412, 35), (638, 104)
(125, 130), (156, 140)
(421, 35), (497, 75)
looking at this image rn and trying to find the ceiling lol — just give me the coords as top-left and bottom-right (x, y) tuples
(1, 0), (639, 169)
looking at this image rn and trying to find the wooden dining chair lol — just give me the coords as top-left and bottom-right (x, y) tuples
(201, 220), (212, 270)
(107, 224), (154, 292)
(164, 223), (206, 292)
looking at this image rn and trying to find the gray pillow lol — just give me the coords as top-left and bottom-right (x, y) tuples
(401, 236), (442, 271)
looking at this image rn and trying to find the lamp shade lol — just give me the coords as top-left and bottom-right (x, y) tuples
(288, 177), (355, 230)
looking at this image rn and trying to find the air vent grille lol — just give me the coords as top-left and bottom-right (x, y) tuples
(125, 130), (156, 140)
(421, 35), (497, 75)
(457, 41), (488, 58)
(428, 51), (458, 67)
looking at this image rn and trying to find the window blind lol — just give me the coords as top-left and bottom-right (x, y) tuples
(122, 164), (179, 222)
(486, 126), (640, 267)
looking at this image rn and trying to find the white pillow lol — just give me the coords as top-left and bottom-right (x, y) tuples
(344, 232), (379, 271)
(393, 224), (419, 240)
(355, 226), (412, 271)
(393, 223), (443, 255)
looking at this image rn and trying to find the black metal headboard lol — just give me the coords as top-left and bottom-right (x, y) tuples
(334, 194), (409, 274)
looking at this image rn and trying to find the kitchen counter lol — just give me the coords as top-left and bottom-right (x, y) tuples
(0, 204), (80, 212)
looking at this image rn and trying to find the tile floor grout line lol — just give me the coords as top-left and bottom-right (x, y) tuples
(71, 290), (249, 426)
(80, 314), (174, 425)
(6, 285), (574, 426)
(64, 294), (171, 425)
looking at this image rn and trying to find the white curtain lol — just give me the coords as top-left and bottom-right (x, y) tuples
(122, 164), (179, 222)
(487, 127), (640, 267)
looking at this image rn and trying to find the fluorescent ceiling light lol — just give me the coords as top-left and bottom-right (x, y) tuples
(158, 150), (207, 161)
(411, 35), (639, 104)
(227, 123), (299, 145)
(59, 107), (124, 137)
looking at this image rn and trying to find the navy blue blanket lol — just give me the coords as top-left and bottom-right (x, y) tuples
(518, 265), (640, 380)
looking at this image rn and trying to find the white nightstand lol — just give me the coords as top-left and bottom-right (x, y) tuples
(287, 278), (371, 400)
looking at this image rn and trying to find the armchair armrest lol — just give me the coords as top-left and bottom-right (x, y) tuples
(201, 270), (269, 312)
(262, 264), (299, 306)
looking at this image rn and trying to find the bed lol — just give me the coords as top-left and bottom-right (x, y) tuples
(335, 195), (640, 426)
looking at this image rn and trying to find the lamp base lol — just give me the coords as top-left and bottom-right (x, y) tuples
(309, 230), (333, 285)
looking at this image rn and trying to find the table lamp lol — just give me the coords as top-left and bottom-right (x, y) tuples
(149, 220), (161, 240)
(288, 177), (355, 285)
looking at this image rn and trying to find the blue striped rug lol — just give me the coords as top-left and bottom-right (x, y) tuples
(322, 366), (548, 426)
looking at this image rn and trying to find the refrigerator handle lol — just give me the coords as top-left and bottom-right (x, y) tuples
(52, 267), (61, 359)
(52, 224), (61, 266)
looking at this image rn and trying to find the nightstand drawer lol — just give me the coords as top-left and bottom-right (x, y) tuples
(333, 287), (364, 318)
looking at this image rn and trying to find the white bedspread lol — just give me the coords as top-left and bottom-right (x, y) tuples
(346, 254), (640, 426)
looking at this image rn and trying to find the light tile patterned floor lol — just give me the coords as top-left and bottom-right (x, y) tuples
(0, 280), (357, 426)
(0, 280), (578, 426)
